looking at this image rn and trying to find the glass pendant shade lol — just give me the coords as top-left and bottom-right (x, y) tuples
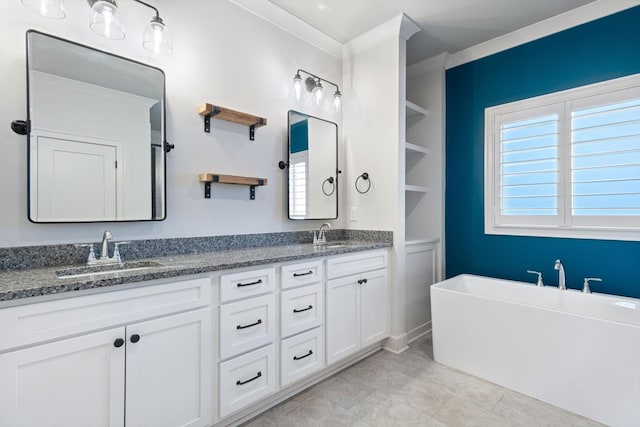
(143, 16), (172, 55)
(333, 90), (342, 113)
(292, 73), (303, 100)
(22, 0), (65, 19)
(89, 0), (125, 40)
(312, 80), (323, 105)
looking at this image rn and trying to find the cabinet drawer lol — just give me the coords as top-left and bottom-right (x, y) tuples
(327, 250), (388, 279)
(219, 294), (275, 360)
(281, 260), (323, 289)
(0, 277), (211, 352)
(220, 267), (275, 303)
(280, 328), (324, 387)
(219, 344), (276, 418)
(280, 284), (323, 338)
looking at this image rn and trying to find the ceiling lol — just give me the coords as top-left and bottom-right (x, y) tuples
(267, 0), (597, 64)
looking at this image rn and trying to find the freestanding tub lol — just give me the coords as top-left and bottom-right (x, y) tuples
(431, 274), (640, 427)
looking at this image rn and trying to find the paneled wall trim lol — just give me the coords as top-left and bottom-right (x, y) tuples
(445, 6), (640, 298)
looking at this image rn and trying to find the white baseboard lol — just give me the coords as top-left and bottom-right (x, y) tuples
(407, 321), (432, 343)
(383, 333), (409, 354)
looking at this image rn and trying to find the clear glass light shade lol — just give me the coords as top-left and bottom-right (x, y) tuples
(143, 16), (172, 55)
(22, 0), (65, 19)
(292, 73), (303, 100)
(333, 90), (342, 113)
(312, 81), (323, 105)
(89, 0), (125, 40)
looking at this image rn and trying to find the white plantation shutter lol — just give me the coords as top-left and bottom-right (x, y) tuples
(485, 73), (640, 240)
(500, 114), (559, 216)
(570, 95), (640, 227)
(289, 152), (308, 218)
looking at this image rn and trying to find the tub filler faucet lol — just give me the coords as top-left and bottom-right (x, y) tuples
(554, 259), (566, 290)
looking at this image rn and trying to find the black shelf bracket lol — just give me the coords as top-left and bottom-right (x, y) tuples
(249, 118), (266, 141)
(204, 182), (211, 199)
(203, 107), (221, 133)
(250, 185), (256, 200)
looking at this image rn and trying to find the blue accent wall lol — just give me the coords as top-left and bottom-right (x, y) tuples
(445, 6), (640, 298)
(290, 120), (309, 153)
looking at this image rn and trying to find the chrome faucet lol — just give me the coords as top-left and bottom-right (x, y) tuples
(314, 223), (331, 246)
(554, 259), (566, 290)
(582, 277), (602, 294)
(100, 230), (113, 260)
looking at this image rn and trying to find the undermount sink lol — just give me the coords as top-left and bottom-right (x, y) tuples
(55, 260), (168, 279)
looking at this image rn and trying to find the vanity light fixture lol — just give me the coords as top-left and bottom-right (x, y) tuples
(22, 0), (171, 54)
(21, 0), (65, 19)
(292, 69), (342, 112)
(86, 0), (172, 54)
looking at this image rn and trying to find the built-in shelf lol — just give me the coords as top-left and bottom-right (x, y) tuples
(198, 103), (267, 140)
(405, 142), (429, 155)
(198, 173), (268, 200)
(406, 100), (429, 119)
(405, 185), (429, 193)
(405, 237), (440, 246)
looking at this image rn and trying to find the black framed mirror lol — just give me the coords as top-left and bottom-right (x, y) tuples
(26, 30), (167, 223)
(287, 110), (338, 220)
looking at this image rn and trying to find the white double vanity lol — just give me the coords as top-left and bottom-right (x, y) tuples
(0, 248), (389, 427)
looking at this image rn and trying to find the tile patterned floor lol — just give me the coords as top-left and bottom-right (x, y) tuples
(242, 333), (604, 427)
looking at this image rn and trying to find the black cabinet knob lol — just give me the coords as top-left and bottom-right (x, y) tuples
(130, 334), (140, 343)
(114, 338), (125, 348)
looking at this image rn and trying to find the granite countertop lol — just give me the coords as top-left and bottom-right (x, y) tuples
(0, 241), (391, 303)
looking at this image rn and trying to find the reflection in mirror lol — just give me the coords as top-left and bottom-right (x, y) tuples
(288, 111), (338, 220)
(26, 31), (166, 222)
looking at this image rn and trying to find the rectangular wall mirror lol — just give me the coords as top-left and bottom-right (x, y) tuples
(288, 110), (338, 220)
(26, 31), (166, 223)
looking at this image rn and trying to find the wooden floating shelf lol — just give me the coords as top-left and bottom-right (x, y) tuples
(198, 103), (267, 140)
(198, 173), (268, 200)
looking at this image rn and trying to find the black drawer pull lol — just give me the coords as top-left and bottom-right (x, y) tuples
(236, 371), (262, 386)
(293, 305), (313, 313)
(293, 350), (313, 361)
(114, 338), (124, 348)
(237, 279), (263, 287)
(236, 319), (262, 330)
(130, 334), (140, 343)
(293, 270), (313, 277)
(358, 278), (368, 285)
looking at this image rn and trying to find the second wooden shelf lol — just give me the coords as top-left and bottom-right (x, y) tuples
(198, 173), (268, 200)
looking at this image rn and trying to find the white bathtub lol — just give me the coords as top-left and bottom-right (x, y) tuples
(431, 274), (640, 427)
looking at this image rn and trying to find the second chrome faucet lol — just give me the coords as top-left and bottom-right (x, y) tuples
(554, 259), (566, 290)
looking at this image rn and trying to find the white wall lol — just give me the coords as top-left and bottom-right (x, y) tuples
(0, 0), (344, 247)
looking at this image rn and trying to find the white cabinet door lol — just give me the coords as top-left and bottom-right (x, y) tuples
(125, 309), (212, 427)
(360, 269), (389, 348)
(0, 327), (125, 427)
(326, 275), (359, 365)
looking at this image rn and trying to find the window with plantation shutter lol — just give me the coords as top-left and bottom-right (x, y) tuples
(485, 73), (640, 241)
(289, 152), (308, 219)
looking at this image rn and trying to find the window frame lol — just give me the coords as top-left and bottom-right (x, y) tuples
(484, 73), (640, 242)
